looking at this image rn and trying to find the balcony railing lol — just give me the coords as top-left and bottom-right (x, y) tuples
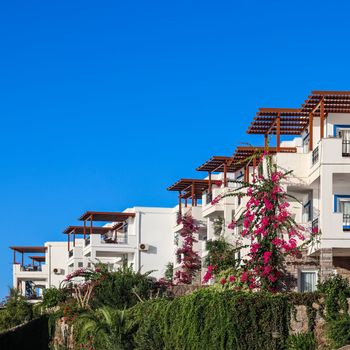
(68, 249), (73, 258)
(312, 218), (319, 231)
(85, 237), (91, 247)
(343, 214), (350, 228)
(312, 146), (319, 165)
(342, 140), (350, 157)
(20, 265), (42, 272)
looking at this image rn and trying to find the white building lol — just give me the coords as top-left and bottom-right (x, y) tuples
(11, 242), (67, 301)
(64, 207), (174, 279)
(186, 91), (350, 292)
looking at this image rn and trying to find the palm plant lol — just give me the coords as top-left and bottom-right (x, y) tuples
(75, 306), (132, 350)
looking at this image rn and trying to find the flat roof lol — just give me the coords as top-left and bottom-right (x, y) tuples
(79, 211), (135, 222)
(10, 246), (46, 253)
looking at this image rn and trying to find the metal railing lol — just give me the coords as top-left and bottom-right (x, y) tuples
(20, 265), (42, 272)
(312, 218), (319, 231)
(68, 249), (73, 258)
(312, 146), (319, 165)
(342, 140), (350, 156)
(343, 214), (350, 227)
(85, 237), (91, 246)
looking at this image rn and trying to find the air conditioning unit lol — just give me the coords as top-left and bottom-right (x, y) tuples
(139, 243), (149, 251)
(53, 268), (64, 275)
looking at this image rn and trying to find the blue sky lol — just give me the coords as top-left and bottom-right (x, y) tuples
(1, 0), (350, 298)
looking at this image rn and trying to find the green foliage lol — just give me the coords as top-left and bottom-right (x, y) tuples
(318, 274), (350, 321)
(164, 262), (174, 282)
(42, 287), (67, 308)
(212, 216), (224, 235)
(205, 237), (241, 276)
(286, 332), (316, 350)
(127, 289), (291, 350)
(74, 306), (133, 350)
(326, 318), (350, 349)
(0, 289), (33, 332)
(91, 263), (154, 309)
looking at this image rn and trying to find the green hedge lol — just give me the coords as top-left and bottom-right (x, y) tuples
(127, 289), (293, 350)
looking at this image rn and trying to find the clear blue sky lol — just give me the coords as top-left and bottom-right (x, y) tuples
(1, 0), (350, 298)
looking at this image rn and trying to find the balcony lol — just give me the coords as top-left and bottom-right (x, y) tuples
(343, 214), (350, 230)
(312, 146), (319, 166)
(342, 139), (350, 157)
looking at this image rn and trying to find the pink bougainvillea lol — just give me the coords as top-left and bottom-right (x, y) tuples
(212, 153), (319, 292)
(174, 212), (201, 284)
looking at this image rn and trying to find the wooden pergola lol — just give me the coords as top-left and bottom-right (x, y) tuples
(300, 91), (350, 150)
(75, 211), (135, 244)
(167, 179), (210, 213)
(10, 246), (46, 266)
(63, 225), (114, 251)
(28, 255), (45, 266)
(197, 146), (297, 184)
(247, 108), (308, 150)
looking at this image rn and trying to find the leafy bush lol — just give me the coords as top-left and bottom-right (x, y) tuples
(326, 318), (350, 349)
(91, 263), (154, 309)
(42, 287), (67, 308)
(286, 332), (317, 350)
(318, 274), (350, 320)
(0, 289), (33, 332)
(127, 289), (291, 350)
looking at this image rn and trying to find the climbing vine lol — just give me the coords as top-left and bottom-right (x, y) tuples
(175, 212), (201, 284)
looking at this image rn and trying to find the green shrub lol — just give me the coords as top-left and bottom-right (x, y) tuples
(127, 289), (291, 350)
(0, 289), (33, 332)
(42, 287), (67, 308)
(91, 264), (154, 309)
(286, 332), (317, 350)
(326, 317), (350, 349)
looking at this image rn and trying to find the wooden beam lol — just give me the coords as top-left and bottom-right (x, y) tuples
(191, 182), (195, 206)
(276, 112), (281, 151)
(320, 97), (325, 139)
(68, 233), (70, 251)
(223, 162), (227, 187)
(178, 191), (182, 215)
(13, 250), (16, 264)
(309, 112), (313, 151)
(21, 252), (24, 267)
(264, 133), (268, 147)
(208, 172), (212, 192)
(83, 219), (86, 240)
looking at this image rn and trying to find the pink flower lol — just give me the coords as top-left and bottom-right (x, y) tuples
(211, 195), (221, 205)
(215, 180), (223, 187)
(263, 251), (272, 264)
(262, 265), (272, 276)
(268, 274), (277, 283)
(263, 198), (273, 211)
(228, 220), (236, 229)
(229, 275), (236, 283)
(220, 277), (227, 285)
(250, 243), (260, 254)
(312, 226), (319, 234)
(240, 271), (248, 283)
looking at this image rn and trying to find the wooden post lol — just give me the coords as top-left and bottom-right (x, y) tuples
(309, 112), (313, 151)
(90, 215), (93, 237)
(253, 155), (257, 174)
(73, 230), (76, 247)
(185, 197), (188, 207)
(68, 233), (70, 251)
(178, 192), (182, 215)
(276, 112), (281, 151)
(21, 252), (24, 267)
(264, 133), (268, 148)
(224, 162), (227, 187)
(84, 219), (87, 240)
(13, 250), (16, 264)
(320, 98), (325, 139)
(191, 182), (195, 206)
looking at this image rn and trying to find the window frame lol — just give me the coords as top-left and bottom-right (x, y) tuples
(298, 269), (318, 293)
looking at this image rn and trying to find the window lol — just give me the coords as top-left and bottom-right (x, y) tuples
(78, 262), (83, 267)
(334, 195), (350, 228)
(334, 125), (350, 156)
(299, 271), (317, 292)
(303, 200), (312, 222)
